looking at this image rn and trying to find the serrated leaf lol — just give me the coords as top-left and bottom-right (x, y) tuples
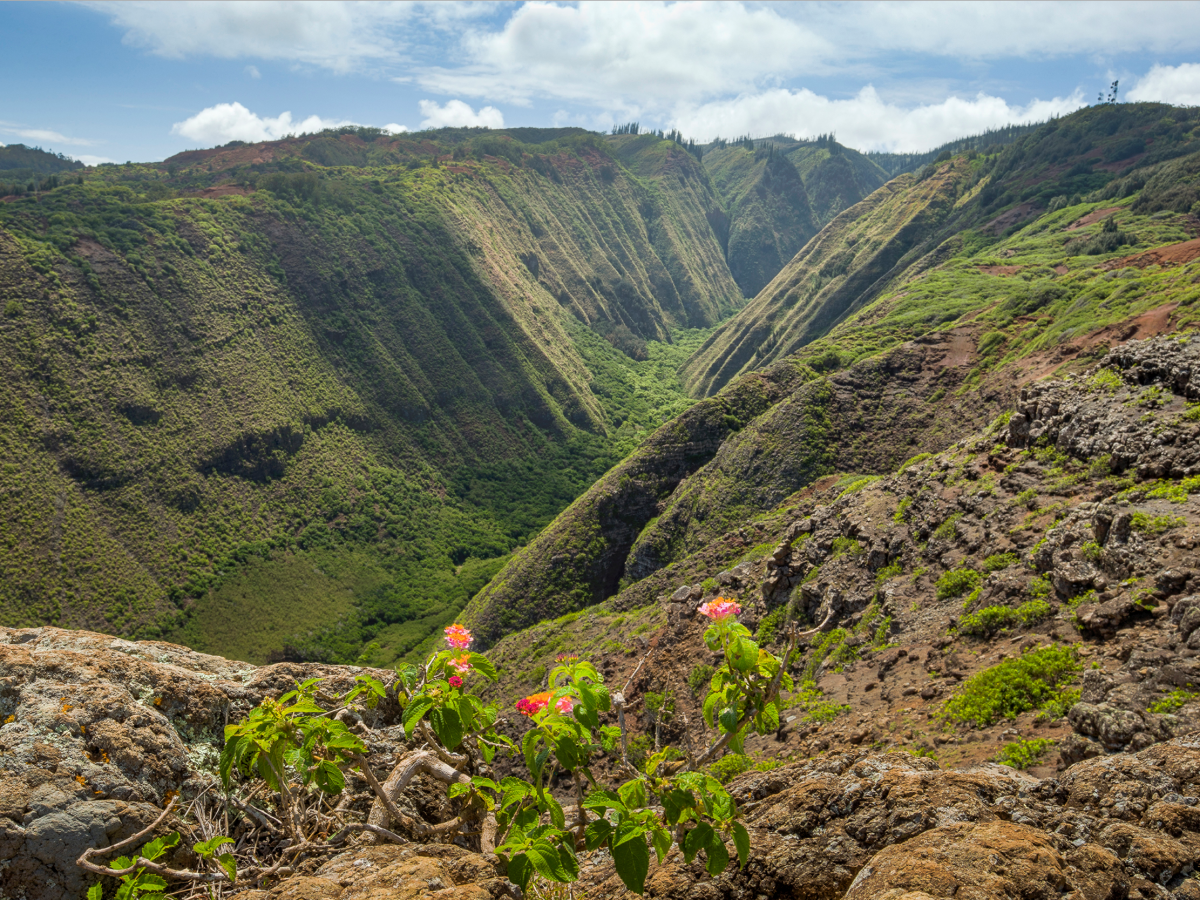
(546, 794), (566, 830)
(618, 778), (648, 810)
(582, 789), (625, 812)
(448, 782), (472, 799)
(728, 636), (759, 673)
(702, 691), (720, 729)
(557, 841), (580, 880)
(217, 852), (237, 883)
(507, 853), (533, 892)
(662, 787), (694, 825)
(651, 826), (672, 864)
(87, 884), (104, 900)
(731, 822), (750, 869)
(429, 705), (463, 750)
(704, 831), (730, 876)
(402, 697), (435, 736)
(584, 818), (612, 851)
(314, 759), (345, 794)
(718, 706), (739, 734)
(526, 838), (570, 882)
(467, 652), (498, 681)
(612, 830), (650, 895)
(682, 822), (714, 864)
(193, 835), (234, 857)
(138, 875), (168, 891)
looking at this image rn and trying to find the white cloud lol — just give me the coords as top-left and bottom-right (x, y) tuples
(421, 2), (832, 107)
(808, 2), (1200, 60)
(73, 155), (117, 166)
(671, 86), (1088, 153)
(170, 102), (357, 144)
(87, 1), (495, 74)
(382, 123), (409, 134)
(1128, 63), (1200, 106)
(418, 99), (503, 129)
(245, 65), (261, 79)
(0, 121), (98, 146)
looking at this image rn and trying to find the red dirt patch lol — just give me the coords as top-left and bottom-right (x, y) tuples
(1066, 206), (1122, 230)
(1017, 302), (1179, 383)
(189, 184), (252, 199)
(1054, 264), (1069, 275)
(983, 202), (1040, 235)
(977, 265), (1023, 276)
(1102, 237), (1200, 271)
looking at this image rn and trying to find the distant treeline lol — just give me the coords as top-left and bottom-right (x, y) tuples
(611, 122), (703, 160)
(867, 123), (1045, 176)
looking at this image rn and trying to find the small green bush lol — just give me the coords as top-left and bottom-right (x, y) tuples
(838, 476), (880, 498)
(1014, 488), (1039, 510)
(701, 577), (719, 594)
(875, 561), (903, 582)
(983, 552), (1019, 572)
(933, 513), (963, 541)
(687, 664), (715, 696)
(958, 599), (1051, 637)
(940, 645), (1081, 727)
(994, 737), (1054, 770)
(756, 606), (787, 644)
(893, 496), (913, 523)
(790, 681), (851, 724)
(1029, 575), (1053, 599)
(936, 568), (982, 600)
(1148, 689), (1200, 714)
(898, 453), (933, 473)
(1131, 512), (1186, 535)
(1089, 369), (1123, 394)
(830, 536), (863, 558)
(1078, 541), (1103, 561)
(708, 753), (753, 784)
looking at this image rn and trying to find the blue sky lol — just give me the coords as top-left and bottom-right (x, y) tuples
(4, 1), (1200, 166)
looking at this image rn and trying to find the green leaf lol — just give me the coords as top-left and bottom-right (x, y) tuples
(500, 777), (534, 811)
(139, 833), (180, 862)
(471, 776), (499, 793)
(612, 830), (650, 895)
(137, 876), (168, 892)
(313, 759), (345, 794)
(704, 831), (730, 876)
(88, 884), (104, 900)
(662, 787), (695, 825)
(448, 782), (472, 799)
(593, 684), (612, 712)
(584, 819), (613, 851)
(216, 852), (237, 883)
(682, 822), (714, 863)
(731, 822), (750, 869)
(651, 826), (672, 864)
(193, 835), (234, 857)
(718, 707), (740, 734)
(467, 652), (498, 680)
(729, 636), (759, 672)
(582, 789), (625, 813)
(218, 733), (243, 787)
(546, 793), (566, 830)
(111, 856), (133, 871)
(508, 853), (533, 892)
(429, 706), (463, 750)
(402, 697), (436, 736)
(618, 778), (648, 810)
(526, 838), (570, 882)
(702, 691), (721, 729)
(553, 734), (581, 771)
(557, 842), (580, 880)
(755, 702), (780, 735)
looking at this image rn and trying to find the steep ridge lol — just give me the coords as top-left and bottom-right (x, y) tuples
(687, 102), (1200, 397)
(703, 145), (817, 298)
(465, 103), (1200, 645)
(0, 127), (740, 662)
(779, 137), (890, 227)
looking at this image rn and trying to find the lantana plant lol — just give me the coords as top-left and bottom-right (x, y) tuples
(395, 605), (799, 895)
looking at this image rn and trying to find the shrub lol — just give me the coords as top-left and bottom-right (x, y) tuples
(830, 536), (863, 558)
(708, 752), (753, 784)
(1089, 369), (1123, 394)
(790, 681), (851, 724)
(933, 513), (963, 541)
(983, 552), (1019, 573)
(1148, 689), (1200, 714)
(1078, 541), (1103, 562)
(898, 452), (933, 473)
(838, 476), (880, 498)
(701, 577), (719, 594)
(756, 606), (787, 644)
(940, 645), (1081, 727)
(687, 664), (715, 696)
(936, 568), (982, 600)
(1014, 488), (1039, 509)
(958, 599), (1051, 637)
(893, 496), (912, 523)
(994, 737), (1054, 770)
(875, 561), (903, 582)
(1130, 513), (1186, 535)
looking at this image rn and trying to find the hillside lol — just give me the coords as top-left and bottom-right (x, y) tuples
(464, 102), (1200, 644)
(685, 101), (1200, 397)
(9, 333), (1200, 900)
(0, 143), (84, 196)
(0, 127), (741, 665)
(702, 136), (888, 298)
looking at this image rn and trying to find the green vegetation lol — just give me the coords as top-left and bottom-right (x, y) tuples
(688, 664), (716, 696)
(788, 681), (851, 724)
(994, 737), (1055, 770)
(934, 513), (964, 541)
(983, 552), (1020, 572)
(936, 568), (982, 600)
(755, 606), (788, 644)
(1131, 512), (1187, 535)
(708, 752), (754, 784)
(1148, 689), (1200, 714)
(940, 645), (1081, 727)
(893, 496), (913, 523)
(957, 599), (1052, 637)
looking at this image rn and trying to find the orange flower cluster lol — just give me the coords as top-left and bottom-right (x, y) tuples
(516, 691), (551, 717)
(698, 598), (741, 620)
(444, 624), (473, 650)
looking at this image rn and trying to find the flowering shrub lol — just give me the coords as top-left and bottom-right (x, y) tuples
(389, 605), (798, 894)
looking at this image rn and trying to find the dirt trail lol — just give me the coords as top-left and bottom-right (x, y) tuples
(1066, 206), (1122, 230)
(1104, 237), (1200, 270)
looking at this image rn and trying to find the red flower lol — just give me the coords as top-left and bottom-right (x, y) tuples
(516, 691), (551, 717)
(448, 675), (463, 688)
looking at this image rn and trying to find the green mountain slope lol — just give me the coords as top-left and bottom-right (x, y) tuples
(462, 102), (1200, 646)
(686, 102), (1200, 397)
(0, 127), (740, 663)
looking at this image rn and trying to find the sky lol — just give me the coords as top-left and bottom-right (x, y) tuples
(4, 0), (1200, 166)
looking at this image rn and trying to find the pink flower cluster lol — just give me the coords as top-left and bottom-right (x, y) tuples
(444, 624), (472, 650)
(448, 675), (463, 689)
(555, 653), (579, 663)
(698, 598), (741, 621)
(516, 692), (551, 717)
(555, 695), (576, 714)
(449, 654), (472, 674)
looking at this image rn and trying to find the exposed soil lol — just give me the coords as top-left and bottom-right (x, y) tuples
(1103, 237), (1200, 270)
(977, 265), (1023, 276)
(1066, 206), (1123, 230)
(984, 202), (1040, 235)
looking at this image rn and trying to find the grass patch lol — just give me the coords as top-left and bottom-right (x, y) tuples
(994, 737), (1055, 769)
(1148, 689), (1200, 714)
(957, 599), (1052, 637)
(983, 552), (1020, 572)
(1130, 512), (1186, 535)
(937, 568), (982, 600)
